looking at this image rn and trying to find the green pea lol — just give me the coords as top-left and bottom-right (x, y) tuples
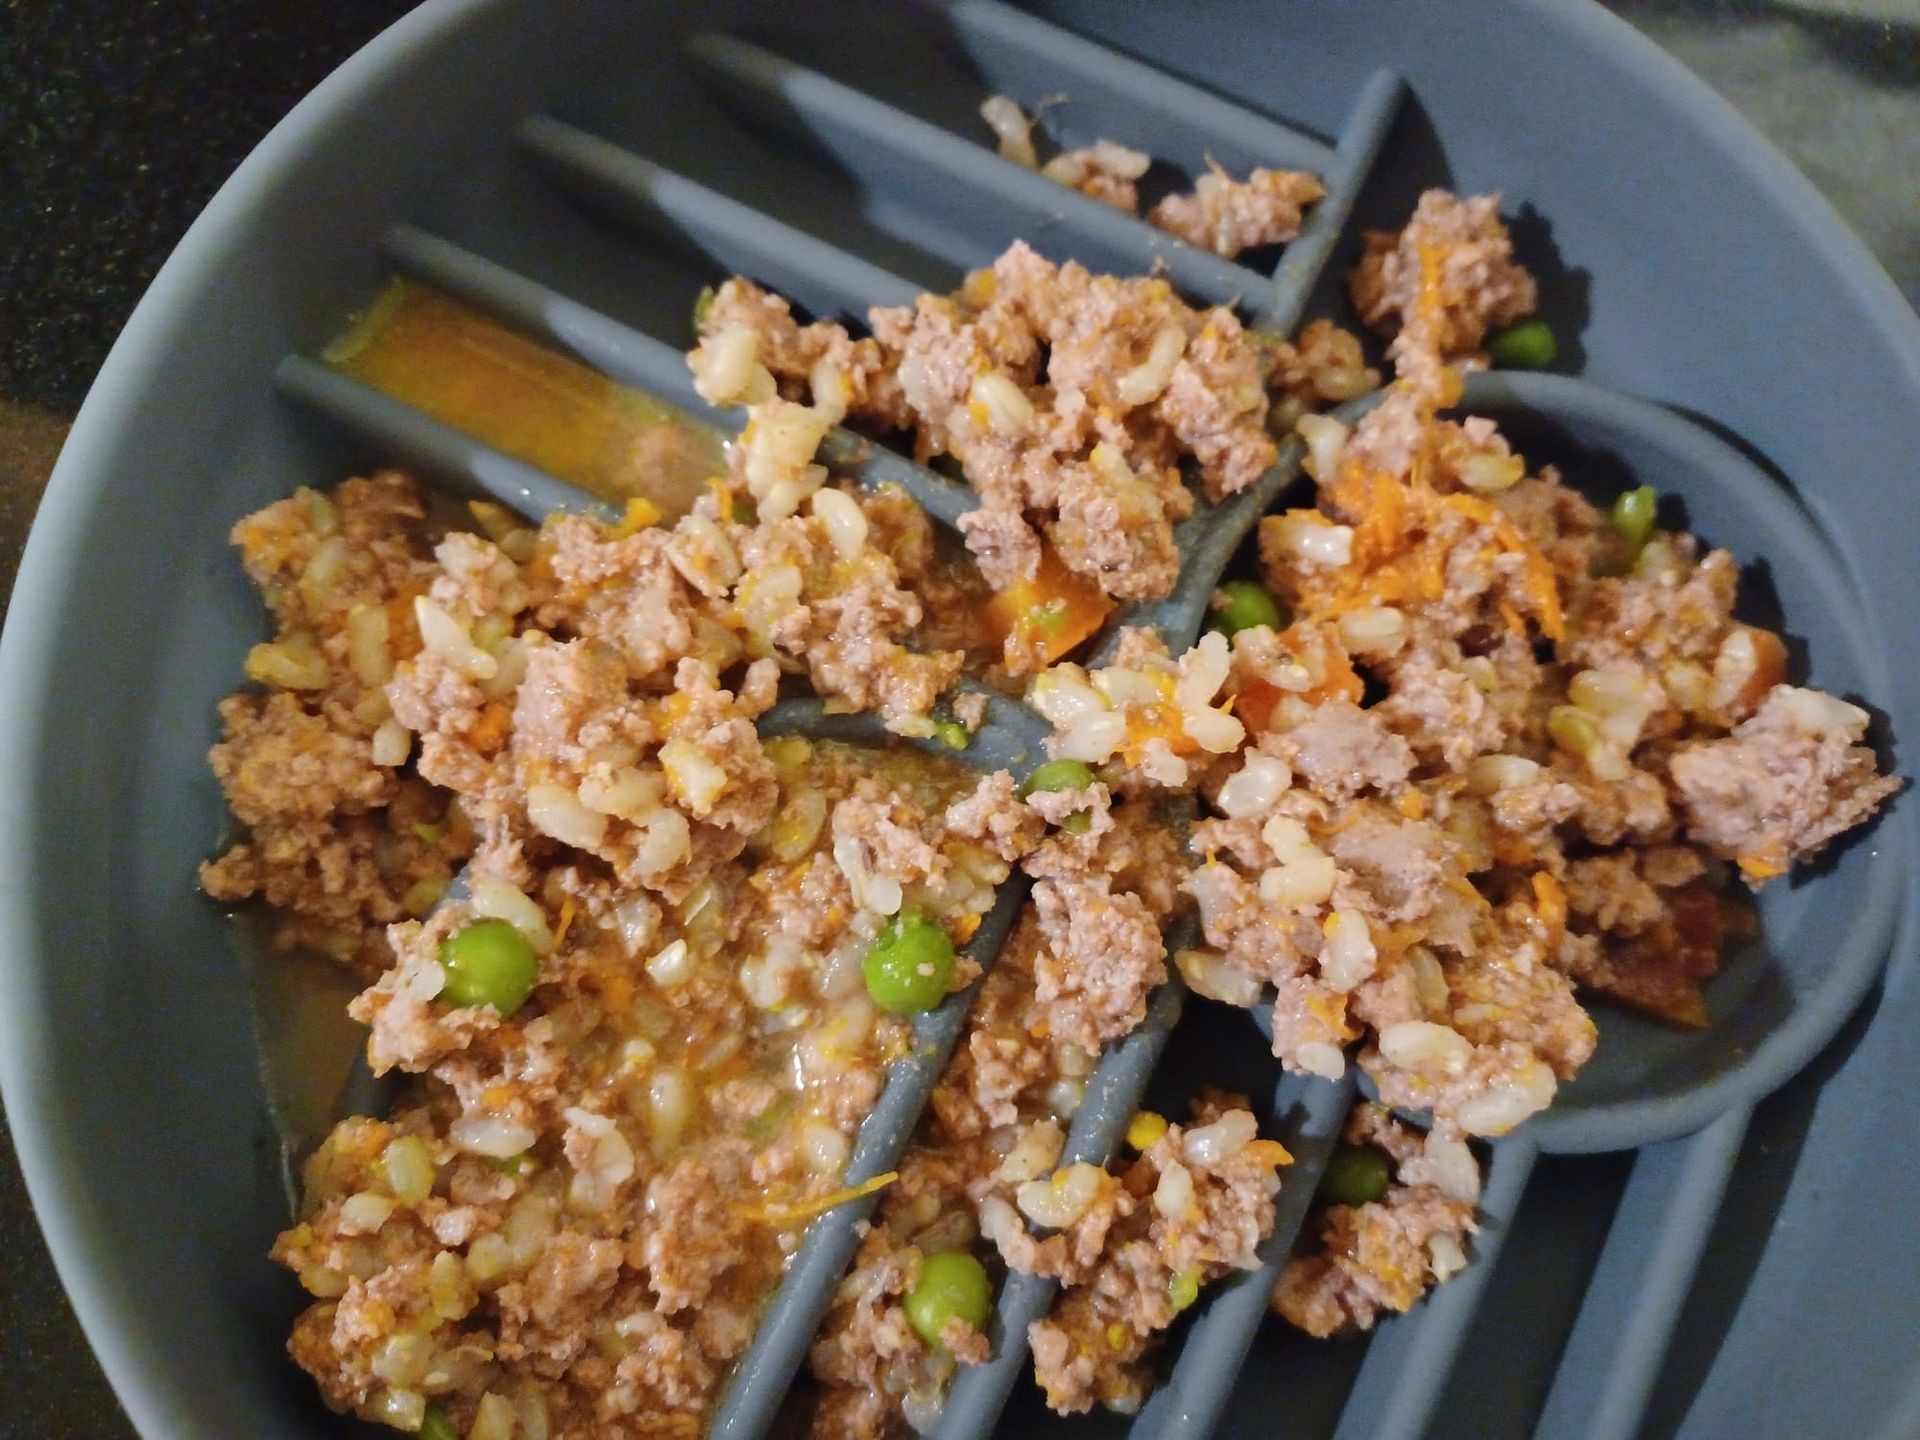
(1206, 579), (1283, 638)
(1018, 759), (1095, 799)
(437, 918), (539, 1016)
(1167, 1267), (1202, 1313)
(934, 719), (971, 751)
(905, 1249), (993, 1347)
(1030, 598), (1070, 634)
(1486, 318), (1558, 370)
(862, 907), (958, 1015)
(692, 284), (716, 333)
(1610, 485), (1658, 554)
(1317, 1143), (1393, 1208)
(415, 1407), (458, 1440)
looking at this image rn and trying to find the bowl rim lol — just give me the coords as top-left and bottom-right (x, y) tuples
(0, 3), (506, 1434)
(1, 0), (1916, 1434)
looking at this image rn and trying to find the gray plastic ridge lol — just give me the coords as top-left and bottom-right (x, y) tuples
(945, 0), (1338, 178)
(757, 687), (1049, 776)
(932, 925), (1193, 1440)
(516, 113), (925, 318)
(1269, 68), (1406, 338)
(709, 886), (1037, 1440)
(1130, 1070), (1359, 1440)
(684, 31), (1281, 320)
(710, 704), (1050, 1440)
(376, 224), (982, 528)
(275, 356), (620, 523)
(1530, 1103), (1754, 1440)
(1091, 66), (1404, 661)
(1332, 1135), (1543, 1440)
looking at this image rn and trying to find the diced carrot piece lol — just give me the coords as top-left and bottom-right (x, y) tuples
(983, 544), (1114, 673)
(614, 496), (664, 536)
(1234, 679), (1284, 735)
(1242, 1139), (1294, 1170)
(1278, 621), (1365, 705)
(465, 701), (513, 755)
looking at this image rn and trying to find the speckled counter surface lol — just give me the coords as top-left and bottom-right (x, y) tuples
(0, 4), (1913, 1436)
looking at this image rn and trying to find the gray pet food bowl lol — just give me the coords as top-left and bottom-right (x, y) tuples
(2, 4), (1917, 1439)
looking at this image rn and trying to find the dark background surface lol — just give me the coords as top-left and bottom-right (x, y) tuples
(0, 3), (1913, 1437)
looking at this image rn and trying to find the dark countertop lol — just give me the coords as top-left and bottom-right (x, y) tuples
(0, 4), (1913, 1436)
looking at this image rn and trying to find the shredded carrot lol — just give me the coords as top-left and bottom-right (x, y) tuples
(1291, 412), (1567, 645)
(741, 1170), (899, 1227)
(1305, 988), (1355, 1039)
(1440, 493), (1564, 640)
(1531, 871), (1567, 942)
(1242, 1139), (1294, 1170)
(1396, 789), (1428, 821)
(1447, 874), (1493, 911)
(552, 895), (578, 950)
(1737, 854), (1786, 883)
(1378, 923), (1427, 960)
(1414, 240), (1448, 340)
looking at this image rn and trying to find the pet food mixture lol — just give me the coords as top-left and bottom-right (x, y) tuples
(204, 118), (1896, 1439)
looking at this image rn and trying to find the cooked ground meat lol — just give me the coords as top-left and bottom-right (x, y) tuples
(700, 239), (1278, 622)
(1040, 140), (1151, 213)
(1350, 188), (1539, 397)
(1272, 1104), (1478, 1337)
(1147, 164), (1326, 258)
(1027, 1096), (1288, 1414)
(1029, 874), (1167, 1051)
(1670, 686), (1898, 879)
(977, 96), (1324, 262)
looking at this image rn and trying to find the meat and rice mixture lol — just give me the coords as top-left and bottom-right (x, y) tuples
(205, 167), (1896, 1438)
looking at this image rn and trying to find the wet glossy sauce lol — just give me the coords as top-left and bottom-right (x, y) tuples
(327, 279), (725, 518)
